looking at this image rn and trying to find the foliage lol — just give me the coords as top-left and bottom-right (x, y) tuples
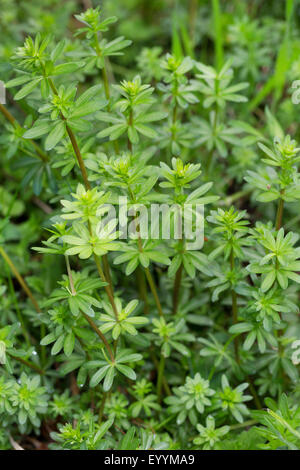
(0, 0), (300, 452)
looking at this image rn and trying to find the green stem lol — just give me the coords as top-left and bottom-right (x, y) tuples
(172, 263), (183, 314)
(0, 247), (41, 314)
(230, 249), (239, 363)
(144, 268), (164, 318)
(65, 256), (114, 361)
(8, 352), (44, 375)
(47, 77), (91, 190)
(136, 266), (149, 315)
(212, 0), (223, 71)
(48, 78), (115, 314)
(98, 392), (107, 424)
(0, 103), (48, 162)
(6, 269), (31, 347)
(93, 254), (119, 321)
(82, 312), (114, 362)
(157, 354), (165, 402)
(275, 197), (284, 231)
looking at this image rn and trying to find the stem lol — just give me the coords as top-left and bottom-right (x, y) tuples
(172, 263), (183, 314)
(66, 125), (91, 190)
(6, 269), (31, 347)
(212, 0), (223, 71)
(188, 0), (198, 52)
(230, 249), (239, 363)
(229, 419), (257, 431)
(8, 353), (44, 375)
(144, 268), (164, 318)
(0, 247), (41, 314)
(150, 350), (171, 396)
(47, 77), (91, 190)
(136, 266), (149, 315)
(0, 103), (48, 162)
(98, 392), (107, 424)
(94, 33), (119, 154)
(82, 312), (114, 362)
(275, 197), (284, 231)
(157, 354), (165, 401)
(247, 375), (262, 410)
(128, 109), (133, 152)
(48, 78), (115, 312)
(205, 106), (218, 174)
(93, 254), (119, 321)
(65, 256), (114, 362)
(128, 186), (164, 318)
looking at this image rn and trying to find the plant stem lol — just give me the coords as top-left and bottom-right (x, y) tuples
(0, 247), (41, 314)
(93, 254), (119, 321)
(0, 103), (49, 162)
(172, 263), (183, 314)
(128, 109), (133, 152)
(47, 77), (91, 190)
(6, 269), (31, 347)
(82, 312), (114, 362)
(48, 78), (116, 313)
(94, 33), (119, 154)
(230, 249), (239, 363)
(212, 0), (223, 71)
(150, 350), (171, 396)
(275, 197), (284, 231)
(65, 256), (114, 361)
(144, 267), (164, 318)
(157, 354), (165, 401)
(8, 353), (44, 375)
(136, 266), (149, 315)
(98, 391), (107, 424)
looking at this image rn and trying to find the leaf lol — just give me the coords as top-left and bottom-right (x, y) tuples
(90, 365), (110, 387)
(116, 364), (136, 380)
(45, 121), (66, 150)
(52, 62), (84, 75)
(103, 366), (115, 391)
(64, 332), (75, 357)
(14, 77), (42, 100)
(23, 120), (51, 139)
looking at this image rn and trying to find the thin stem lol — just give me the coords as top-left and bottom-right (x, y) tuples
(82, 311), (114, 362)
(0, 247), (41, 314)
(94, 32), (119, 154)
(157, 354), (165, 402)
(8, 353), (44, 375)
(128, 109), (133, 152)
(150, 350), (171, 396)
(275, 197), (284, 231)
(230, 249), (239, 363)
(128, 186), (164, 318)
(48, 78), (115, 313)
(212, 0), (223, 71)
(98, 392), (107, 424)
(66, 125), (91, 190)
(6, 269), (31, 347)
(47, 77), (91, 190)
(144, 267), (164, 318)
(172, 263), (183, 314)
(136, 266), (149, 315)
(64, 256), (114, 362)
(93, 254), (119, 321)
(0, 103), (48, 162)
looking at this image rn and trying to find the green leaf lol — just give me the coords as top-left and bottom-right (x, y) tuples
(14, 77), (42, 100)
(45, 121), (66, 150)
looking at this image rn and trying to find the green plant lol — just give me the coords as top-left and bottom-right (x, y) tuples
(1, 0), (300, 452)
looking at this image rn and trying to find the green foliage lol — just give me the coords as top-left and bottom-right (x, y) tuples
(1, 0), (300, 452)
